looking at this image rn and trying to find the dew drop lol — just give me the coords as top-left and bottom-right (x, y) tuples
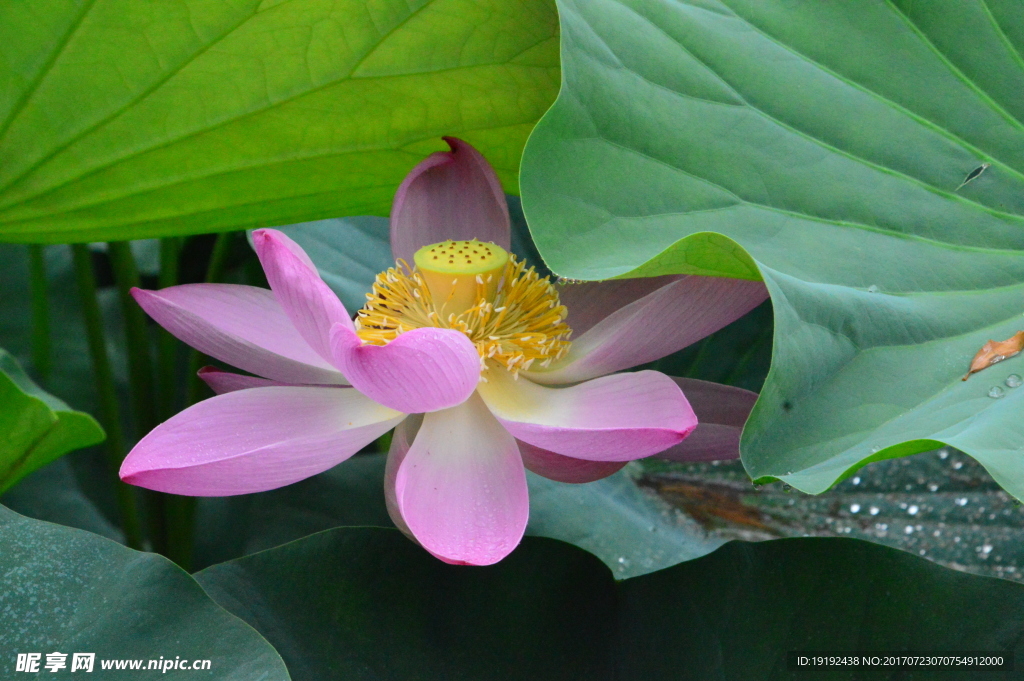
(927, 482), (939, 492)
(952, 460), (963, 470)
(989, 386), (1005, 399)
(867, 285), (880, 293)
(850, 503), (861, 513)
(869, 506), (880, 516)
(956, 497), (969, 506)
(1006, 374), (1023, 388)
(904, 525), (915, 535)
(908, 505), (919, 515)
(938, 448), (949, 460)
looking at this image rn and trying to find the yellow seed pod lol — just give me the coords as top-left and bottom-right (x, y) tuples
(413, 240), (509, 315)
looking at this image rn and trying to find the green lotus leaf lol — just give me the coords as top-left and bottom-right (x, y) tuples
(197, 528), (1024, 680)
(0, 349), (104, 493)
(0, 0), (559, 243)
(521, 0), (1024, 498)
(0, 504), (290, 679)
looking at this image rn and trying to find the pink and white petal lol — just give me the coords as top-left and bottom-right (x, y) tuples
(132, 285), (346, 385)
(384, 414), (422, 538)
(393, 394), (528, 566)
(528, 276), (768, 385)
(331, 324), (480, 414)
(390, 137), (511, 263)
(252, 229), (354, 363)
(120, 387), (404, 496)
(557, 276), (680, 337)
(517, 440), (627, 483)
(478, 368), (697, 462)
(655, 377), (758, 462)
(197, 366), (289, 394)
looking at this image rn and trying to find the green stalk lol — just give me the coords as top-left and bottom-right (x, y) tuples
(107, 241), (172, 556)
(71, 244), (143, 550)
(171, 232), (233, 569)
(157, 238), (182, 420)
(157, 237), (194, 569)
(27, 245), (52, 384)
(106, 242), (157, 434)
(185, 232), (234, 406)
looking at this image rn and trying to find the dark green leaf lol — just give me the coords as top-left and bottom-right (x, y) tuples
(0, 504), (290, 679)
(1, 458), (122, 541)
(520, 0), (1024, 498)
(193, 453), (719, 577)
(0, 0), (559, 243)
(196, 527), (1024, 680)
(0, 349), (103, 492)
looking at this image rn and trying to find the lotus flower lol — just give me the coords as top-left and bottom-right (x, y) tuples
(121, 138), (767, 565)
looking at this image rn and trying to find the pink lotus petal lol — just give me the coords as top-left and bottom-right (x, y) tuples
(120, 387), (403, 496)
(132, 285), (346, 385)
(330, 324), (480, 414)
(528, 276), (768, 385)
(478, 368), (697, 462)
(656, 424), (742, 462)
(384, 414), (422, 538)
(656, 378), (757, 462)
(197, 366), (290, 394)
(253, 229), (353, 364)
(558, 276), (679, 337)
(517, 440), (627, 483)
(394, 395), (528, 566)
(390, 137), (511, 263)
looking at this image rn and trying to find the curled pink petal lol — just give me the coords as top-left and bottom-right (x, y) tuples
(132, 285), (345, 385)
(394, 395), (528, 566)
(197, 366), (290, 394)
(656, 378), (757, 462)
(478, 368), (696, 461)
(120, 387), (403, 496)
(517, 440), (627, 483)
(529, 276), (768, 384)
(253, 228), (353, 364)
(330, 324), (480, 414)
(390, 137), (511, 263)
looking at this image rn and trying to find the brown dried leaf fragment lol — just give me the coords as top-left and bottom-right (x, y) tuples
(962, 331), (1024, 380)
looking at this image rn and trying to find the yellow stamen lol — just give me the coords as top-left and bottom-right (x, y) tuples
(356, 244), (571, 377)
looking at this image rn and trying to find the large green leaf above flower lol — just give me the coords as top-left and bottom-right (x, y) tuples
(521, 0), (1024, 497)
(0, 0), (559, 243)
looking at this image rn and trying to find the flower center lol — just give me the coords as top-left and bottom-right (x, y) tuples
(355, 240), (572, 375)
